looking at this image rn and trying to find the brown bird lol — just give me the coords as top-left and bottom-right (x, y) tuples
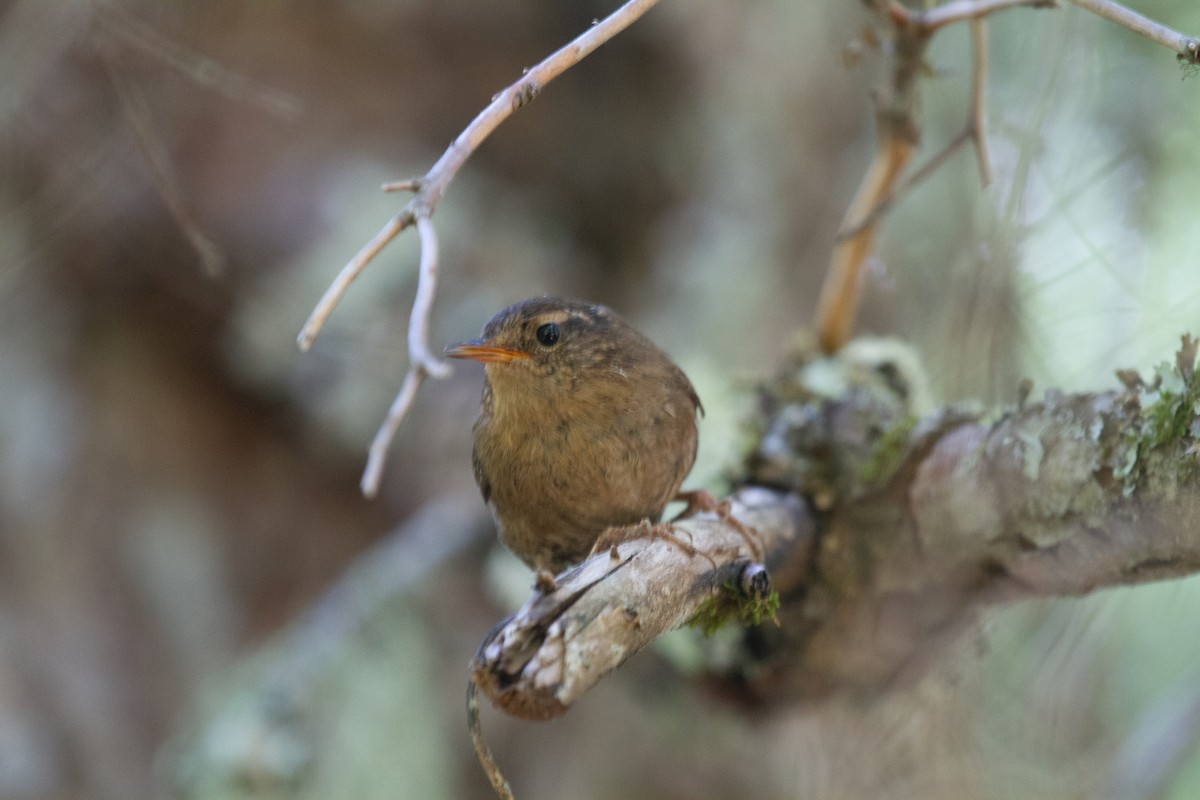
(446, 296), (702, 573)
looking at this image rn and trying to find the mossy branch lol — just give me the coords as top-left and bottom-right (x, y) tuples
(473, 335), (1200, 718)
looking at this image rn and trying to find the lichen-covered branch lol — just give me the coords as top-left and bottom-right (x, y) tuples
(470, 487), (814, 721)
(473, 335), (1200, 718)
(724, 335), (1200, 705)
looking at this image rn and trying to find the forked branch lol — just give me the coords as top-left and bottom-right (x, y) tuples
(813, 0), (1196, 354)
(296, 0), (663, 495)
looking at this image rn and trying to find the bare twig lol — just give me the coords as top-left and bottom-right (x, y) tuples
(814, 0), (1055, 353)
(1064, 0), (1200, 64)
(298, 208), (417, 352)
(915, 0), (1057, 31)
(815, 136), (913, 354)
(835, 130), (974, 244)
(968, 19), (993, 186)
(826, 0), (1191, 321)
(297, 0), (662, 352)
(381, 178), (422, 193)
(836, 18), (994, 243)
(297, 0), (663, 494)
(361, 216), (449, 497)
(467, 678), (515, 800)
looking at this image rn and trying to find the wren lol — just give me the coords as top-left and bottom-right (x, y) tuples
(446, 296), (702, 573)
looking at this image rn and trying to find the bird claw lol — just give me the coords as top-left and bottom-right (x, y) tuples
(533, 569), (558, 594)
(673, 490), (764, 562)
(587, 520), (718, 569)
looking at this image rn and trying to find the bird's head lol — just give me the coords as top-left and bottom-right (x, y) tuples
(445, 296), (629, 382)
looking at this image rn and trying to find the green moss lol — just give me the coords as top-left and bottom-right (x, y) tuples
(859, 413), (919, 488)
(1120, 338), (1200, 494)
(688, 580), (781, 637)
(1144, 378), (1195, 450)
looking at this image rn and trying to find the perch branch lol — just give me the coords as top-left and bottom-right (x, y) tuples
(473, 337), (1200, 719)
(471, 487), (814, 721)
(296, 0), (663, 494)
(727, 336), (1200, 704)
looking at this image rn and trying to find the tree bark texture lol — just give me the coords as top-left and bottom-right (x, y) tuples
(474, 336), (1200, 716)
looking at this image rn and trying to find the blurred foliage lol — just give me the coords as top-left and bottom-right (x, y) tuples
(1, 1), (1200, 798)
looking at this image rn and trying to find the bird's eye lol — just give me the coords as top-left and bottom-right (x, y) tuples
(535, 322), (560, 347)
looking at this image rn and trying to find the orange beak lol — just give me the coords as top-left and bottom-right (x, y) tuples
(444, 341), (530, 364)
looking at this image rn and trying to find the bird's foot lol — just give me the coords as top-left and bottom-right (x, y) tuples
(589, 520), (717, 570)
(672, 490), (764, 562)
(533, 569), (558, 594)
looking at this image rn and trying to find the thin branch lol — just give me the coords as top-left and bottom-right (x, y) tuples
(468, 679), (515, 800)
(296, 0), (661, 352)
(834, 14), (997, 243)
(814, 135), (915, 353)
(834, 129), (973, 243)
(968, 18), (993, 186)
(914, 0), (1057, 32)
(1064, 0), (1200, 64)
(836, 15), (995, 246)
(297, 208), (416, 352)
(297, 0), (663, 495)
(361, 216), (449, 497)
(813, 0), (1055, 353)
(408, 216), (450, 376)
(381, 178), (423, 193)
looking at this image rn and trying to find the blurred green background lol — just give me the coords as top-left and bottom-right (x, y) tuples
(2, 1), (1199, 798)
